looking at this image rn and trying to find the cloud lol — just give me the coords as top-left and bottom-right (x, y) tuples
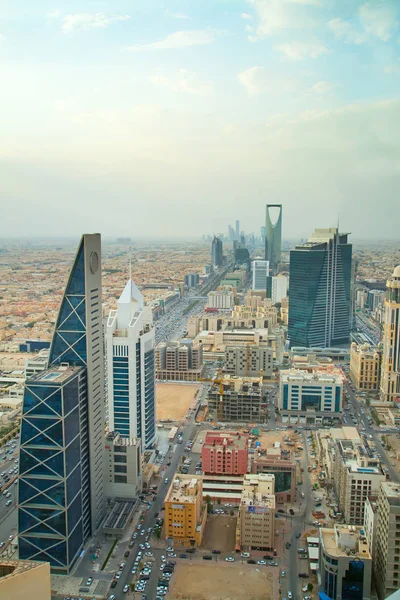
(241, 13), (253, 20)
(238, 66), (297, 95)
(127, 29), (219, 51)
(246, 0), (320, 38)
(61, 13), (130, 33)
(359, 1), (398, 42)
(149, 69), (213, 95)
(328, 17), (365, 45)
(169, 12), (191, 20)
(275, 41), (330, 60)
(305, 80), (335, 95)
(47, 9), (61, 19)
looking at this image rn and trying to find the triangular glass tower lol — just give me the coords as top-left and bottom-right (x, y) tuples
(18, 234), (106, 574)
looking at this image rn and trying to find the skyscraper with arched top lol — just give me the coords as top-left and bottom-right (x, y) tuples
(265, 204), (282, 272)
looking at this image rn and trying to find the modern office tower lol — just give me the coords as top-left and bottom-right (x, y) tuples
(211, 236), (223, 268)
(279, 368), (344, 425)
(252, 260), (269, 291)
(228, 225), (235, 241)
(225, 345), (273, 378)
(260, 226), (266, 245)
(265, 204), (282, 272)
(235, 220), (240, 240)
(288, 228), (352, 348)
(164, 475), (207, 547)
(18, 234), (106, 573)
(105, 278), (156, 451)
(380, 266), (400, 404)
(237, 474), (275, 552)
(350, 343), (381, 391)
(319, 526), (372, 600)
(375, 482), (400, 600)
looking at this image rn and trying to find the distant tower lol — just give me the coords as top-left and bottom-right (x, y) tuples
(288, 228), (352, 348)
(252, 260), (269, 291)
(235, 220), (240, 241)
(106, 278), (156, 451)
(211, 236), (223, 268)
(380, 265), (400, 404)
(18, 234), (106, 573)
(265, 204), (282, 272)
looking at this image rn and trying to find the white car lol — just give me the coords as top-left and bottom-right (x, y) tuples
(225, 556), (235, 562)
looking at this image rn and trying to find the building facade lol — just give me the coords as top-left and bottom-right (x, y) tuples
(18, 234), (106, 573)
(164, 475), (207, 548)
(252, 260), (269, 291)
(201, 431), (248, 475)
(105, 279), (156, 451)
(24, 349), (49, 378)
(211, 236), (223, 268)
(374, 482), (400, 600)
(155, 341), (204, 382)
(251, 451), (297, 504)
(224, 345), (273, 378)
(104, 431), (142, 499)
(207, 375), (264, 422)
(288, 228), (352, 348)
(0, 559), (51, 600)
(271, 274), (288, 305)
(279, 369), (344, 424)
(319, 526), (372, 600)
(380, 266), (400, 404)
(236, 474), (275, 551)
(350, 343), (381, 392)
(207, 288), (235, 310)
(265, 204), (282, 273)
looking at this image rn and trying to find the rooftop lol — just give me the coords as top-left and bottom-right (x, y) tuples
(203, 430), (248, 450)
(166, 475), (202, 504)
(321, 525), (371, 560)
(280, 368), (344, 384)
(29, 364), (83, 384)
(381, 482), (400, 506)
(105, 431), (140, 447)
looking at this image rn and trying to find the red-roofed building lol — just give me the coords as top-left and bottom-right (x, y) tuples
(202, 431), (248, 476)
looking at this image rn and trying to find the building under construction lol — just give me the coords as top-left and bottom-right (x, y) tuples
(207, 375), (264, 422)
(225, 345), (273, 378)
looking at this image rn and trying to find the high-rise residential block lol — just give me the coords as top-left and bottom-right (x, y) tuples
(380, 266), (400, 404)
(105, 279), (156, 451)
(211, 236), (223, 268)
(164, 475), (207, 547)
(271, 274), (288, 304)
(201, 431), (248, 475)
(155, 340), (204, 381)
(350, 343), (381, 391)
(374, 482), (400, 600)
(18, 234), (106, 573)
(207, 375), (263, 422)
(265, 204), (282, 272)
(288, 228), (352, 348)
(236, 474), (275, 552)
(252, 260), (269, 291)
(207, 288), (235, 310)
(224, 345), (273, 378)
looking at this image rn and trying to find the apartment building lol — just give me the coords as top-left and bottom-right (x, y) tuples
(195, 328), (284, 363)
(225, 345), (273, 378)
(236, 474), (275, 551)
(374, 482), (400, 600)
(187, 302), (278, 338)
(155, 340), (204, 382)
(319, 525), (372, 600)
(164, 475), (207, 548)
(104, 431), (142, 499)
(279, 368), (344, 424)
(207, 287), (235, 310)
(202, 431), (248, 475)
(380, 265), (400, 404)
(207, 375), (264, 422)
(350, 343), (381, 391)
(333, 438), (385, 525)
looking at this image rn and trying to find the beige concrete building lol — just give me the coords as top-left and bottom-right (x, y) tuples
(375, 482), (400, 600)
(251, 449), (297, 504)
(207, 287), (235, 310)
(155, 341), (204, 382)
(224, 345), (273, 378)
(187, 302), (278, 338)
(350, 343), (381, 391)
(104, 431), (142, 499)
(380, 266), (400, 404)
(195, 327), (284, 363)
(236, 473), (275, 551)
(164, 475), (207, 548)
(319, 526), (372, 600)
(0, 559), (51, 600)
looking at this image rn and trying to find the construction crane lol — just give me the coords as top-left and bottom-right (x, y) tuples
(199, 367), (226, 421)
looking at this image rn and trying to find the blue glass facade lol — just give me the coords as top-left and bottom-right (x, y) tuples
(288, 233), (352, 348)
(112, 355), (130, 436)
(144, 349), (155, 448)
(18, 369), (87, 574)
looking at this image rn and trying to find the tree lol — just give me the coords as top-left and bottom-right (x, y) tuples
(307, 583), (313, 592)
(205, 495), (211, 504)
(217, 498), (221, 505)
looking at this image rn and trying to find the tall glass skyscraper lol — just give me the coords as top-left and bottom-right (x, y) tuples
(288, 228), (352, 348)
(211, 236), (223, 267)
(265, 204), (282, 273)
(18, 234), (106, 573)
(105, 279), (156, 452)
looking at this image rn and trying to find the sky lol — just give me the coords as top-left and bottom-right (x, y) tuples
(1, 0), (400, 239)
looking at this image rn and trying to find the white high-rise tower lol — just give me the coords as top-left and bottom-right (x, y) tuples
(106, 279), (156, 451)
(380, 265), (400, 404)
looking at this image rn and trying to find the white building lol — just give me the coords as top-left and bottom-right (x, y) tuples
(252, 260), (269, 291)
(380, 266), (400, 404)
(24, 349), (49, 378)
(104, 431), (142, 499)
(106, 279), (156, 451)
(279, 368), (344, 424)
(271, 275), (288, 304)
(207, 288), (235, 310)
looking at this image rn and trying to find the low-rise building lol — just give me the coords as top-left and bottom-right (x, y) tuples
(319, 525), (372, 600)
(104, 431), (142, 499)
(202, 431), (248, 475)
(164, 475), (207, 548)
(24, 348), (49, 378)
(350, 343), (381, 391)
(224, 345), (273, 378)
(195, 327), (284, 363)
(279, 368), (344, 424)
(236, 474), (275, 551)
(207, 375), (264, 422)
(375, 482), (400, 600)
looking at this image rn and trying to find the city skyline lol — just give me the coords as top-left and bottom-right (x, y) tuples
(1, 1), (400, 238)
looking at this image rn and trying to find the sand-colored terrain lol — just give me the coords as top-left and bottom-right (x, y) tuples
(156, 383), (201, 421)
(169, 562), (274, 600)
(201, 515), (237, 553)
